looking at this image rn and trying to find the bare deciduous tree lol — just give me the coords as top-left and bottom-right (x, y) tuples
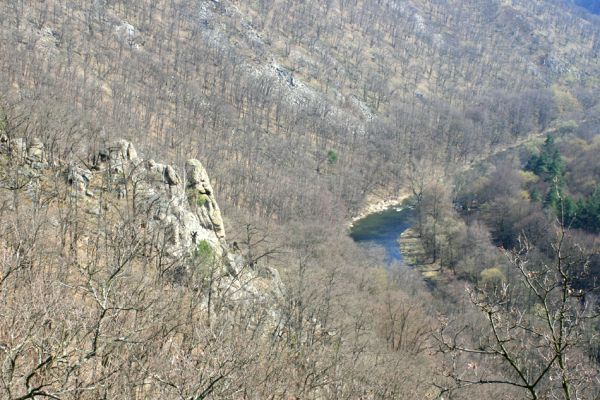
(436, 225), (600, 399)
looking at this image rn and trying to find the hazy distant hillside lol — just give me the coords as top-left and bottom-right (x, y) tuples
(0, 0), (598, 221)
(572, 0), (600, 14)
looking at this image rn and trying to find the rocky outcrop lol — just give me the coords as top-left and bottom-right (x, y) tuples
(27, 138), (45, 162)
(1, 137), (228, 260)
(0, 136), (47, 168)
(1, 136), (284, 322)
(8, 138), (27, 158)
(91, 140), (227, 258)
(94, 138), (140, 172)
(111, 139), (139, 162)
(164, 165), (180, 186)
(66, 163), (92, 193)
(186, 159), (226, 240)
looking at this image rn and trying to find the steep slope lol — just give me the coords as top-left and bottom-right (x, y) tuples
(0, 131), (450, 399)
(0, 0), (598, 223)
(0, 135), (302, 398)
(1, 2), (599, 398)
(0, 133), (285, 309)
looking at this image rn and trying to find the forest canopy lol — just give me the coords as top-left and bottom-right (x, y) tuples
(0, 0), (599, 399)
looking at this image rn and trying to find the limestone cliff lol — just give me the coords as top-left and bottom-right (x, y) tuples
(0, 136), (284, 306)
(69, 139), (227, 258)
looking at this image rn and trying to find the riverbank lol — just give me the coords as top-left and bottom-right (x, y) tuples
(350, 194), (449, 283)
(349, 190), (412, 228)
(399, 228), (443, 282)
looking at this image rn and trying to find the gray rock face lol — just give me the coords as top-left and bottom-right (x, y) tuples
(131, 167), (222, 257)
(90, 141), (226, 258)
(275, 65), (295, 87)
(66, 163), (92, 193)
(164, 165), (180, 186)
(0, 137), (47, 170)
(1, 137), (230, 264)
(96, 139), (140, 169)
(109, 139), (139, 162)
(27, 138), (44, 162)
(2, 138), (227, 259)
(186, 159), (226, 240)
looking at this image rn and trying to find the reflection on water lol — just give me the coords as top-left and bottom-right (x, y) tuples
(350, 206), (414, 265)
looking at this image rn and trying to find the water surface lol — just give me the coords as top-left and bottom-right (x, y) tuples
(350, 206), (414, 264)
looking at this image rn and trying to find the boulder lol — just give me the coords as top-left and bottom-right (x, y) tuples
(126, 142), (138, 160)
(110, 139), (139, 161)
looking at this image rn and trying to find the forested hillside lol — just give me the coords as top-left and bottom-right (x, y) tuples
(1, 0), (599, 221)
(0, 0), (599, 399)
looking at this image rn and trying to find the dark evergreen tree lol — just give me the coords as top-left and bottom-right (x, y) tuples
(526, 135), (565, 182)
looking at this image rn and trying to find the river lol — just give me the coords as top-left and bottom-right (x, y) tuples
(349, 205), (414, 265)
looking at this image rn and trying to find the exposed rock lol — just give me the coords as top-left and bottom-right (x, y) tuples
(275, 65), (295, 87)
(27, 137), (44, 162)
(66, 163), (91, 193)
(95, 139), (139, 169)
(110, 139), (139, 162)
(164, 165), (180, 186)
(164, 215), (181, 248)
(9, 138), (27, 158)
(126, 142), (138, 160)
(38, 27), (60, 51)
(109, 157), (225, 258)
(0, 137), (285, 321)
(2, 137), (226, 260)
(186, 159), (211, 189)
(145, 159), (165, 182)
(115, 21), (143, 50)
(186, 159), (226, 240)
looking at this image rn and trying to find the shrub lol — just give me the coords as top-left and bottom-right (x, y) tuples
(197, 194), (209, 207)
(479, 267), (506, 288)
(195, 239), (214, 260)
(327, 150), (338, 164)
